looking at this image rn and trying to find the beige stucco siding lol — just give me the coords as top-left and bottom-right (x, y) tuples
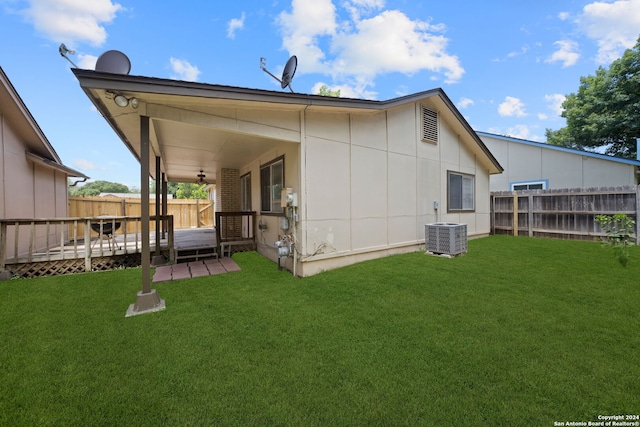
(481, 134), (637, 191)
(1, 115), (71, 256)
(298, 101), (492, 275)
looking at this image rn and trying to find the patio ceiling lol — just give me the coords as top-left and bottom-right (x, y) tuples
(74, 78), (308, 184)
(72, 69), (502, 185)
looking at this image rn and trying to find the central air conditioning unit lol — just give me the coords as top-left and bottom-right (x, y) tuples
(426, 223), (467, 255)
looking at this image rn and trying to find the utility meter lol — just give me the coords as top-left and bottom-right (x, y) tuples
(281, 187), (298, 207)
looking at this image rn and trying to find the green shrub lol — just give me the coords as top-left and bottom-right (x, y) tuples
(595, 213), (635, 266)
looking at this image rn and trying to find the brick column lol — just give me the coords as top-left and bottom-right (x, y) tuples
(216, 168), (241, 239)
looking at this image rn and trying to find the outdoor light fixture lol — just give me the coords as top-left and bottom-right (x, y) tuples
(113, 94), (138, 108)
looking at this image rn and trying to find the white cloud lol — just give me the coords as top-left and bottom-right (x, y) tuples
(73, 158), (106, 171)
(277, 0), (464, 97)
(20, 0), (123, 46)
(545, 93), (566, 116)
(505, 125), (532, 140)
(79, 54), (98, 70)
(343, 0), (385, 21)
(311, 81), (377, 99)
(332, 11), (464, 83)
(577, 0), (640, 64)
(169, 58), (201, 82)
(457, 98), (474, 109)
(546, 40), (580, 68)
(498, 96), (527, 117)
(538, 113), (548, 120)
(558, 11), (570, 20)
(277, 0), (338, 73)
(227, 12), (246, 39)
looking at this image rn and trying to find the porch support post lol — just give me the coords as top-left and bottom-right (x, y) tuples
(162, 173), (168, 239)
(126, 115), (165, 317)
(152, 155), (164, 265)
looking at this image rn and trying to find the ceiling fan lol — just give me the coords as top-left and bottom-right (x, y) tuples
(195, 170), (208, 185)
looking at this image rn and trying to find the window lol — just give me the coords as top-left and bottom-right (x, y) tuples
(240, 172), (251, 211)
(448, 171), (475, 211)
(511, 180), (547, 191)
(421, 105), (438, 143)
(260, 156), (284, 214)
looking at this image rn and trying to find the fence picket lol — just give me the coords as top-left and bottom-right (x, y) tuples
(491, 186), (638, 241)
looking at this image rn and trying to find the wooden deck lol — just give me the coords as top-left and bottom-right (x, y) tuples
(1, 213), (255, 278)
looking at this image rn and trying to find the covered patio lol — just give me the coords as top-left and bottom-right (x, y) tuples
(73, 67), (291, 316)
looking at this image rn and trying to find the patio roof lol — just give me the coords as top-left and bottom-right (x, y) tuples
(72, 68), (502, 184)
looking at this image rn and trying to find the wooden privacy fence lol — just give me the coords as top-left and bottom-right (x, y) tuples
(491, 186), (640, 243)
(69, 196), (213, 232)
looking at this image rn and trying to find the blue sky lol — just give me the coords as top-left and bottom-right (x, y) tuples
(1, 0), (639, 188)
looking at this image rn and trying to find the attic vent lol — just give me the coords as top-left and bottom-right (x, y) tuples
(421, 106), (438, 143)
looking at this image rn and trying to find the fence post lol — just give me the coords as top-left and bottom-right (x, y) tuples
(513, 193), (519, 236)
(196, 199), (201, 228)
(528, 194), (534, 237)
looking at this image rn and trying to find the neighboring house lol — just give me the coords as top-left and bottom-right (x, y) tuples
(0, 66), (87, 255)
(478, 131), (640, 192)
(73, 68), (502, 276)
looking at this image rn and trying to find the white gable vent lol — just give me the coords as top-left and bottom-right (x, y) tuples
(421, 106), (438, 143)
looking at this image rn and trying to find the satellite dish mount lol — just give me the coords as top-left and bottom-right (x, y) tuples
(58, 43), (78, 68)
(260, 55), (297, 93)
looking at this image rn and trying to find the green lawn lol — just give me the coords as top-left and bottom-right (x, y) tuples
(1, 236), (638, 426)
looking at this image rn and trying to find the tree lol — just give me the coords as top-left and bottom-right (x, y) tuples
(175, 183), (208, 199)
(150, 181), (180, 198)
(69, 180), (131, 196)
(546, 36), (640, 158)
(317, 84), (341, 97)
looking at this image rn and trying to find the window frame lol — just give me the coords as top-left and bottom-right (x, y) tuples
(447, 170), (475, 212)
(260, 156), (284, 215)
(510, 180), (548, 191)
(240, 172), (251, 212)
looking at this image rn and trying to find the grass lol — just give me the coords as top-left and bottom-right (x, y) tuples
(1, 235), (638, 426)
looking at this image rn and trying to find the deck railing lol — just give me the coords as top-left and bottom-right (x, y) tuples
(215, 211), (256, 256)
(0, 215), (174, 273)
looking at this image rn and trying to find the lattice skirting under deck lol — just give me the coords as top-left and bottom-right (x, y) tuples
(7, 254), (144, 279)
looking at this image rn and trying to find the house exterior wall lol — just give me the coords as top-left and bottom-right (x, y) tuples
(239, 140), (300, 263)
(481, 134), (637, 191)
(1, 112), (70, 256)
(295, 101), (492, 276)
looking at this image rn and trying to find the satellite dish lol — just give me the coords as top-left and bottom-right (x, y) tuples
(260, 55), (297, 93)
(281, 55), (297, 90)
(95, 50), (131, 74)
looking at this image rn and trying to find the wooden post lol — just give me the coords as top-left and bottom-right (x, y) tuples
(196, 199), (201, 228)
(154, 156), (161, 258)
(168, 215), (175, 263)
(126, 115), (165, 317)
(513, 193), (519, 236)
(162, 173), (168, 239)
(528, 194), (534, 237)
(84, 219), (91, 272)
